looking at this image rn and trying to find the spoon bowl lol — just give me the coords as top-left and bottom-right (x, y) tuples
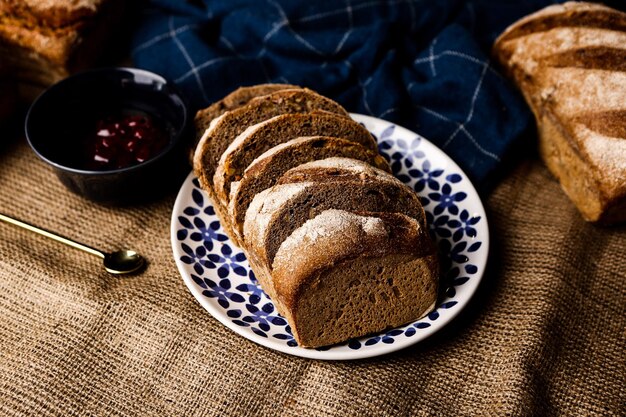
(103, 250), (145, 275)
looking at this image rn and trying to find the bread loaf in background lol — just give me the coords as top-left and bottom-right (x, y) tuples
(0, 0), (126, 101)
(193, 84), (439, 348)
(493, 1), (626, 224)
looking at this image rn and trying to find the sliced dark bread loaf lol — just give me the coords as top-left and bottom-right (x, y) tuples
(192, 88), (348, 196)
(193, 83), (300, 151)
(243, 170), (426, 270)
(271, 209), (438, 347)
(228, 137), (390, 241)
(213, 113), (379, 208)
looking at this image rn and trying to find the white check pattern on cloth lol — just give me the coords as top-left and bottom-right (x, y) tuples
(132, 0), (532, 182)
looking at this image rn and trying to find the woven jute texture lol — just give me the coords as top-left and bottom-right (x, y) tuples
(0, 136), (624, 417)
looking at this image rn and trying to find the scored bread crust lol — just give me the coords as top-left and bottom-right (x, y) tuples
(212, 112), (379, 210)
(272, 209), (438, 348)
(493, 1), (626, 224)
(228, 136), (390, 242)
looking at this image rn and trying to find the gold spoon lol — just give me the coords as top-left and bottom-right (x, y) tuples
(0, 212), (145, 275)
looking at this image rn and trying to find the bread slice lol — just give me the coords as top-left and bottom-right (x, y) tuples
(493, 2), (626, 224)
(228, 137), (390, 241)
(277, 156), (394, 184)
(213, 113), (379, 208)
(192, 83), (300, 158)
(276, 157), (426, 228)
(271, 209), (438, 348)
(243, 159), (426, 270)
(192, 88), (348, 195)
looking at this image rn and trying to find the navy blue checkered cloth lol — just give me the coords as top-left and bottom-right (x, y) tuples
(131, 0), (563, 186)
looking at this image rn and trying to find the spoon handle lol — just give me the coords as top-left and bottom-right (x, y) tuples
(0, 213), (105, 259)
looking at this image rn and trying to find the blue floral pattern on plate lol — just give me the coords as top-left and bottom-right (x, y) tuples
(171, 114), (489, 360)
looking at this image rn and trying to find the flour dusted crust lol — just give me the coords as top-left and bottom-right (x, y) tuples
(192, 85), (439, 347)
(243, 182), (310, 260)
(493, 1), (626, 224)
(278, 157), (427, 228)
(272, 210), (438, 348)
(243, 158), (427, 274)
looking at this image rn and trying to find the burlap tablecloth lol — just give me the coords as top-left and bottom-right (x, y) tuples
(0, 132), (624, 416)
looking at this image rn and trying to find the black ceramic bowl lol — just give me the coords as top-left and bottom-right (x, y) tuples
(25, 67), (190, 204)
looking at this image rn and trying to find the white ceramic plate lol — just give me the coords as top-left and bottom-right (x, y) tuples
(171, 114), (489, 360)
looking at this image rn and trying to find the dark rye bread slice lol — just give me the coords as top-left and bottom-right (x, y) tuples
(243, 170), (426, 270)
(228, 136), (390, 241)
(192, 88), (348, 195)
(277, 157), (427, 228)
(271, 209), (438, 348)
(213, 113), (379, 208)
(193, 83), (300, 154)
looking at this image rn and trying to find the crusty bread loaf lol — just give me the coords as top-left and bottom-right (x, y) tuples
(0, 0), (107, 28)
(272, 210), (438, 348)
(244, 158), (427, 270)
(228, 136), (389, 242)
(192, 85), (439, 348)
(0, 0), (125, 98)
(213, 112), (379, 209)
(493, 1), (626, 224)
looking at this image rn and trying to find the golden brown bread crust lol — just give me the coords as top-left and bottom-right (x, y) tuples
(496, 3), (626, 44)
(0, 0), (106, 28)
(0, 0), (124, 90)
(493, 1), (626, 224)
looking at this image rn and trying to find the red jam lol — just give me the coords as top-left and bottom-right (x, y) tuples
(85, 113), (169, 170)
